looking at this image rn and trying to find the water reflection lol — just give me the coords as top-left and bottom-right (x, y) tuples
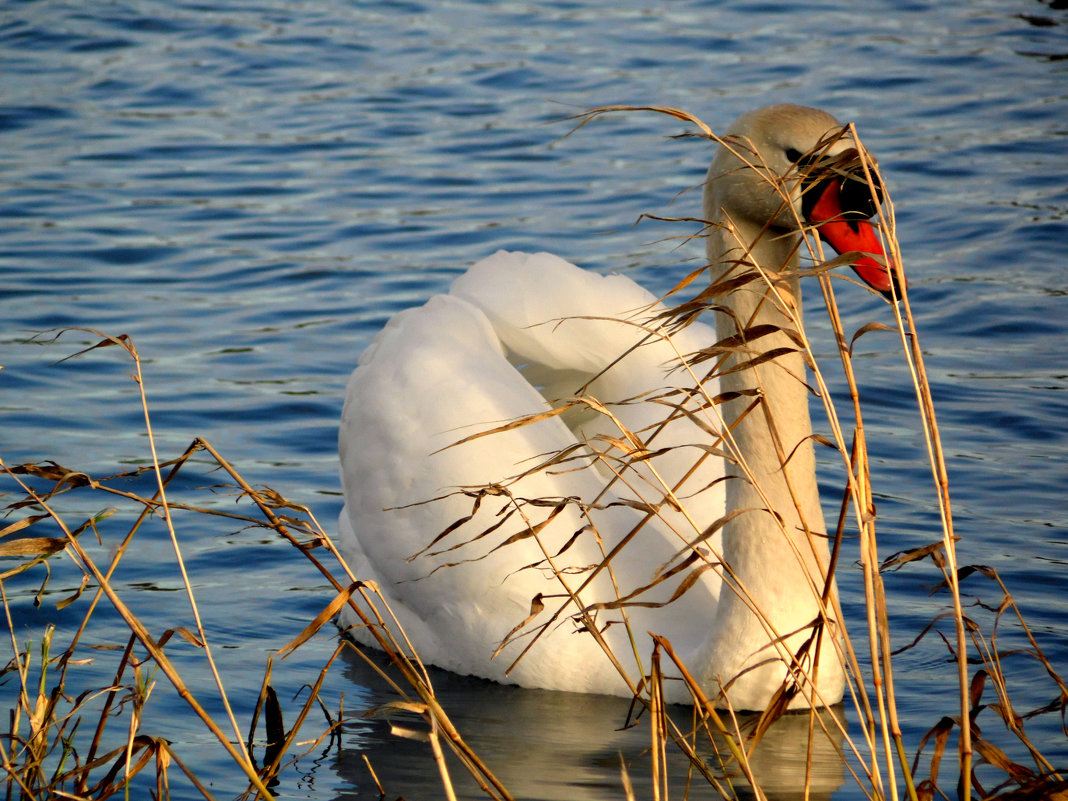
(332, 646), (845, 800)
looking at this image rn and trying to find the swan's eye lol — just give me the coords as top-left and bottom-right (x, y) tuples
(784, 147), (803, 163)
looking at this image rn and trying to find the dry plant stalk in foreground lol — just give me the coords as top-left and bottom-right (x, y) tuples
(0, 332), (510, 800)
(1, 108), (1065, 801)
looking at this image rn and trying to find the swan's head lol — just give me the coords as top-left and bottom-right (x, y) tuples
(704, 104), (899, 298)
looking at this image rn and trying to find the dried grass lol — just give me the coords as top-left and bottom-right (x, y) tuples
(1, 108), (1064, 800)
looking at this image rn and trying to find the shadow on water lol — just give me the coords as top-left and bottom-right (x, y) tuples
(330, 645), (846, 801)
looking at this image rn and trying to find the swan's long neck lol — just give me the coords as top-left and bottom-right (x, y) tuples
(696, 199), (840, 708)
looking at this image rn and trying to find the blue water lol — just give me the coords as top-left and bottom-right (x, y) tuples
(2, 1), (1066, 798)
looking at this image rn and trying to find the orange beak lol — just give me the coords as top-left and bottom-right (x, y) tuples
(807, 178), (904, 300)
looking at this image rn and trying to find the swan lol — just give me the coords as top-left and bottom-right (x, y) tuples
(338, 104), (897, 710)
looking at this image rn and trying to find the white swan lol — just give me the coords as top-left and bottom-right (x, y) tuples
(338, 104), (896, 710)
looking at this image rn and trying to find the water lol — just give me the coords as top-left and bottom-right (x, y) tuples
(1, 0), (1066, 798)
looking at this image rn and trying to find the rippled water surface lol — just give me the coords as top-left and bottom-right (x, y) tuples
(2, 1), (1066, 799)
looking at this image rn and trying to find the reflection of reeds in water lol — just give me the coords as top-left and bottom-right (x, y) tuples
(1, 110), (1065, 800)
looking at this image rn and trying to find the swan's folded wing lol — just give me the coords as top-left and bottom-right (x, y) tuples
(338, 263), (725, 693)
(339, 293), (631, 687)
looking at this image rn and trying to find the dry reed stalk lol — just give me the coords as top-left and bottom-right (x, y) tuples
(591, 107), (1064, 800)
(382, 105), (1065, 799)
(0, 332), (493, 800)
(2, 431), (514, 800)
(1, 336), (283, 799)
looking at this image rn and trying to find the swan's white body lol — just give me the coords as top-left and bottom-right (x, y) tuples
(339, 251), (726, 696)
(340, 105), (893, 709)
